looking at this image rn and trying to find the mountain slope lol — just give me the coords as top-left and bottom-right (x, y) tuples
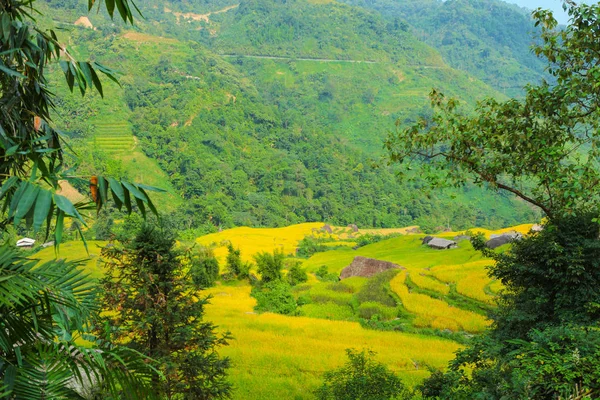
(44, 0), (538, 231)
(340, 0), (548, 97)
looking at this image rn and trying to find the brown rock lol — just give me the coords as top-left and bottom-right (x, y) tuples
(340, 256), (404, 279)
(321, 224), (333, 234)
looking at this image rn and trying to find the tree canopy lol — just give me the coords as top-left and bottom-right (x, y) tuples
(386, 2), (600, 219)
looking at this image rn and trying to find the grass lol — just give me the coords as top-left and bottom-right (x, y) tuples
(390, 272), (489, 333)
(409, 272), (450, 295)
(203, 284), (463, 398)
(34, 240), (107, 279)
(430, 261), (496, 304)
(196, 223), (327, 264)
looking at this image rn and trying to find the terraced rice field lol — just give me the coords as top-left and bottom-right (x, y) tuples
(31, 223), (535, 398)
(390, 272), (490, 333)
(93, 122), (135, 154)
(203, 284), (462, 398)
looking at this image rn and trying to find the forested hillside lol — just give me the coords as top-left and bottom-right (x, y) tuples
(341, 0), (547, 97)
(43, 0), (539, 233)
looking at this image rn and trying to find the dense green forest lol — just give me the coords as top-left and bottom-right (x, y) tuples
(41, 0), (541, 235)
(339, 0), (548, 97)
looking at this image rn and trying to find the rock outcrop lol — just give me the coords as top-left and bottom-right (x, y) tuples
(340, 256), (403, 279)
(486, 231), (522, 249)
(426, 238), (458, 250)
(421, 235), (434, 244)
(321, 224), (333, 234)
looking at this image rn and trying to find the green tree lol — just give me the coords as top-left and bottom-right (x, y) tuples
(252, 280), (298, 315)
(315, 349), (412, 400)
(254, 249), (284, 283)
(190, 247), (220, 288)
(286, 260), (308, 286)
(97, 224), (232, 399)
(386, 3), (600, 397)
(0, 0), (162, 397)
(225, 243), (242, 277)
(385, 3), (600, 219)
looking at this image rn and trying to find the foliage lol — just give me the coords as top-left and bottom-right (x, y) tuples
(251, 280), (298, 315)
(190, 247), (220, 288)
(344, 0), (547, 97)
(296, 236), (332, 258)
(254, 249), (285, 283)
(0, 245), (155, 399)
(413, 4), (600, 397)
(0, 0), (160, 247)
(97, 225), (232, 399)
(315, 349), (413, 400)
(0, 0), (166, 397)
(355, 269), (398, 308)
(355, 233), (401, 248)
(286, 261), (308, 286)
(315, 265), (339, 282)
(225, 243), (243, 277)
(93, 209), (114, 240)
(50, 0), (538, 232)
(386, 2), (600, 219)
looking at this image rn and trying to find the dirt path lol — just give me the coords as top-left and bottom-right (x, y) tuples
(219, 53), (449, 69)
(165, 4), (239, 23)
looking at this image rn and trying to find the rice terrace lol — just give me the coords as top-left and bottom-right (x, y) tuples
(34, 222), (531, 397)
(3, 0), (600, 398)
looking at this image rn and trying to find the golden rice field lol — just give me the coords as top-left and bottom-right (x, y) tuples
(203, 284), (462, 398)
(35, 240), (107, 278)
(196, 222), (325, 263)
(408, 272), (450, 295)
(25, 223), (536, 398)
(390, 272), (490, 333)
(429, 261), (497, 304)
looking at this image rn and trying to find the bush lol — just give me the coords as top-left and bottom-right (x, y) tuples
(315, 349), (413, 400)
(300, 303), (355, 320)
(355, 270), (399, 307)
(190, 248), (220, 288)
(357, 302), (398, 321)
(287, 261), (308, 286)
(297, 236), (330, 258)
(316, 265), (339, 282)
(255, 250), (284, 283)
(225, 243), (243, 276)
(252, 280), (298, 315)
(355, 233), (401, 248)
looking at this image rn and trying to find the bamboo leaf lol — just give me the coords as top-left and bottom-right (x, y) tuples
(33, 189), (52, 232)
(108, 178), (125, 203)
(53, 194), (86, 226)
(14, 184), (39, 226)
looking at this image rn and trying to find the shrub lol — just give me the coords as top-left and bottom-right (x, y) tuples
(355, 270), (399, 307)
(252, 280), (298, 315)
(297, 236), (330, 258)
(357, 302), (398, 321)
(255, 249), (285, 283)
(316, 265), (339, 282)
(225, 243), (243, 276)
(286, 261), (308, 286)
(190, 248), (220, 288)
(315, 349), (413, 400)
(300, 303), (355, 320)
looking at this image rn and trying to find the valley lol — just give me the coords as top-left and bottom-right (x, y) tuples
(6, 0), (595, 398)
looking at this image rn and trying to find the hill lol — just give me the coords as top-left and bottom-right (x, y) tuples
(340, 0), (548, 97)
(40, 0), (540, 234)
(35, 221), (536, 398)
